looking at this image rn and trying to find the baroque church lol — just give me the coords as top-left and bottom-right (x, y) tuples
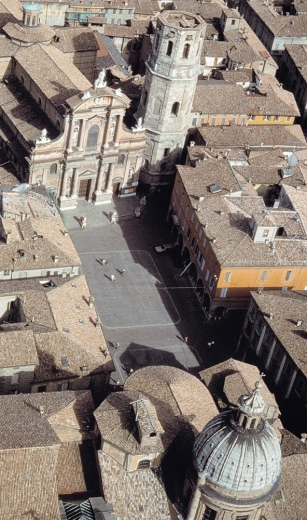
(0, 1), (146, 208)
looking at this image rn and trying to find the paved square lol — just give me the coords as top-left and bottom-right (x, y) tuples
(80, 249), (180, 329)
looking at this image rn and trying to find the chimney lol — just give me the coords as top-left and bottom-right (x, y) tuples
(39, 405), (45, 415)
(95, 317), (100, 329)
(63, 230), (68, 236)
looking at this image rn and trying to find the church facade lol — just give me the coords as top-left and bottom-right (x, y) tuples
(0, 2), (146, 209)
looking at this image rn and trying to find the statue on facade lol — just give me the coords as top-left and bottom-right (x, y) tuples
(131, 116), (144, 132)
(94, 69), (107, 89)
(36, 128), (50, 144)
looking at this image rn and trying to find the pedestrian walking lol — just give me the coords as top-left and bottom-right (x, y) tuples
(184, 336), (188, 344)
(110, 274), (116, 282)
(114, 342), (119, 349)
(101, 259), (108, 265)
(120, 269), (126, 276)
(80, 216), (87, 229)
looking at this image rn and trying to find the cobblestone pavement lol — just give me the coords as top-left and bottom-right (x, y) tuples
(64, 190), (241, 385)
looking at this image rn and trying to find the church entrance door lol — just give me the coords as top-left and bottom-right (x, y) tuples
(78, 179), (91, 199)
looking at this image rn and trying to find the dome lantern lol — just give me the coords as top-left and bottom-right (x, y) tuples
(22, 2), (42, 28)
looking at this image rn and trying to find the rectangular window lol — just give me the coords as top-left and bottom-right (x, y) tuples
(202, 237), (207, 248)
(191, 212), (195, 223)
(198, 228), (202, 239)
(164, 148), (170, 157)
(192, 117), (197, 126)
(261, 271), (268, 281)
(282, 286), (288, 291)
(285, 271), (292, 281)
(187, 228), (191, 239)
(195, 221), (199, 232)
(205, 269), (210, 281)
(191, 237), (196, 248)
(220, 287), (228, 297)
(58, 382), (69, 391)
(201, 258), (206, 270)
(224, 272), (231, 282)
(249, 115), (256, 120)
(185, 205), (189, 216)
(10, 373), (19, 385)
(209, 277), (214, 290)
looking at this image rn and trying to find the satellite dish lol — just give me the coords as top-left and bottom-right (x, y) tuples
(288, 152), (298, 167)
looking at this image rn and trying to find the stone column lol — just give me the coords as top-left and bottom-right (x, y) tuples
(103, 114), (114, 148)
(265, 339), (276, 371)
(71, 168), (79, 199)
(186, 477), (206, 520)
(256, 324), (266, 356)
(285, 369), (297, 399)
(66, 117), (75, 153)
(105, 162), (115, 193)
(114, 114), (123, 146)
(275, 354), (287, 385)
(78, 118), (88, 151)
(60, 165), (69, 198)
(95, 163), (105, 193)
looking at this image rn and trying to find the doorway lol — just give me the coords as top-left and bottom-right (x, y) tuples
(78, 179), (91, 199)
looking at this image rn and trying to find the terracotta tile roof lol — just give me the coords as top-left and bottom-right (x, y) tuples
(0, 390), (94, 520)
(266, 446), (307, 519)
(177, 161), (307, 268)
(0, 186), (82, 272)
(102, 24), (135, 38)
(193, 82), (299, 117)
(244, 0), (307, 37)
(53, 27), (99, 53)
(0, 78), (59, 145)
(46, 275), (112, 367)
(4, 20), (55, 44)
(200, 357), (278, 408)
(0, 0), (22, 31)
(95, 390), (179, 455)
(15, 43), (92, 106)
(98, 449), (173, 520)
(0, 445), (61, 520)
(0, 329), (39, 368)
(196, 124), (307, 148)
(124, 365), (218, 434)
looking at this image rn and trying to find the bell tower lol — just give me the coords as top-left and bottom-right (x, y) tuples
(136, 11), (206, 185)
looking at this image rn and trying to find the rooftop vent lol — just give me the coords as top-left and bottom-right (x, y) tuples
(280, 168), (294, 178)
(296, 320), (303, 326)
(61, 357), (69, 366)
(209, 184), (221, 194)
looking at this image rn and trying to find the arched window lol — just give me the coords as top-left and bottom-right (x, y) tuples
(86, 124), (99, 148)
(182, 44), (190, 59)
(143, 90), (148, 106)
(153, 98), (162, 115)
(166, 41), (173, 56)
(50, 164), (57, 176)
(171, 102), (179, 116)
(118, 154), (125, 165)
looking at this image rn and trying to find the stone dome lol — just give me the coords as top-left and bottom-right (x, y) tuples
(193, 380), (281, 499)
